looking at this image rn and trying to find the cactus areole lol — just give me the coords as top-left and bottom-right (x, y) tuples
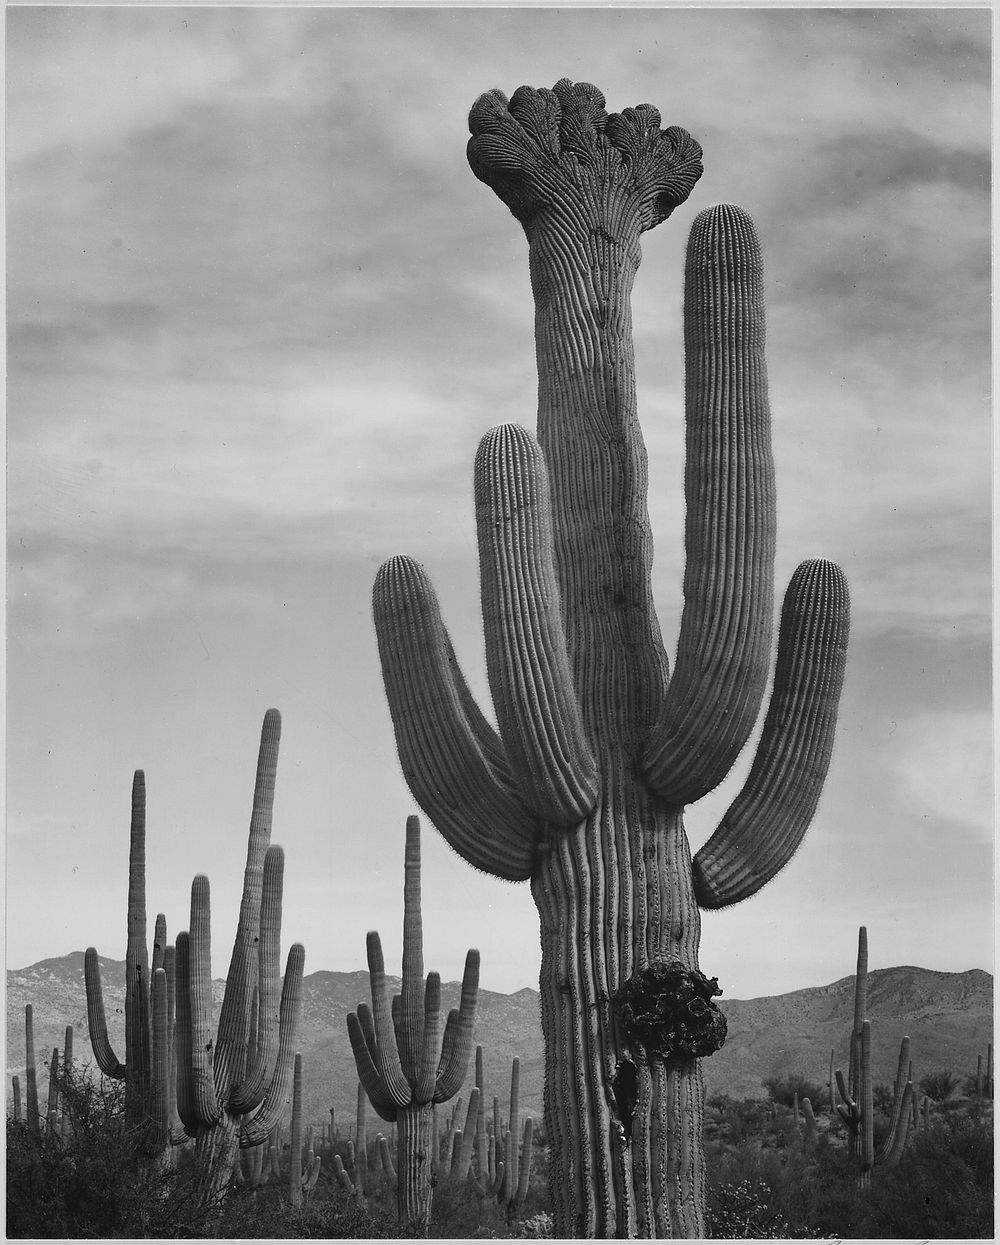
(373, 79), (850, 1238)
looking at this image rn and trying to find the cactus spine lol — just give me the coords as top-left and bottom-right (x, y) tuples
(347, 815), (480, 1231)
(372, 79), (850, 1237)
(173, 710), (306, 1203)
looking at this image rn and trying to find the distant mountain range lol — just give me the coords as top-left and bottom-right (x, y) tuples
(7, 953), (992, 1129)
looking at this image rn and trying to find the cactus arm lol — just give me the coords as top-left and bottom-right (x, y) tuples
(230, 844), (284, 1114)
(414, 972), (442, 1104)
(366, 931), (412, 1108)
(436, 1008), (458, 1080)
(378, 1132), (397, 1183)
(150, 967), (169, 1149)
(644, 206), (776, 805)
(173, 931), (197, 1132)
(163, 943), (179, 1136)
(829, 1047), (836, 1116)
(433, 949), (480, 1102)
(373, 555), (540, 881)
(881, 1082), (914, 1166)
(503, 1058), (521, 1201)
(239, 942), (305, 1146)
(450, 1087), (479, 1181)
(214, 709), (280, 1101)
(152, 913), (167, 974)
(46, 1047), (59, 1131)
(289, 1052), (304, 1208)
(513, 1117), (534, 1212)
(83, 948), (126, 1078)
(399, 816), (425, 1083)
(354, 1082), (370, 1192)
(23, 1006), (39, 1134)
(187, 874), (222, 1127)
(859, 1020), (874, 1184)
(346, 1011), (400, 1122)
(800, 1098), (818, 1147)
(849, 927), (868, 1104)
(876, 1035), (912, 1164)
(124, 770), (152, 1125)
(692, 559), (851, 907)
(474, 424), (599, 825)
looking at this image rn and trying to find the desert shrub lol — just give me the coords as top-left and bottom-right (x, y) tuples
(705, 1095), (777, 1148)
(919, 1069), (960, 1102)
(858, 1109), (994, 1239)
(763, 1072), (828, 1110)
(707, 1098), (994, 1240)
(217, 1178), (403, 1238)
(872, 1081), (895, 1114)
(708, 1175), (829, 1238)
(515, 1210), (553, 1237)
(6, 1068), (220, 1238)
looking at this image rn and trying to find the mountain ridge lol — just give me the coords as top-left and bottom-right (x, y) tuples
(7, 954), (992, 1127)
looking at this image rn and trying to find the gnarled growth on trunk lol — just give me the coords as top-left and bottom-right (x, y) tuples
(373, 78), (850, 1237)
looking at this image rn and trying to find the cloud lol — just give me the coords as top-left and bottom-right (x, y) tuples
(887, 709), (993, 843)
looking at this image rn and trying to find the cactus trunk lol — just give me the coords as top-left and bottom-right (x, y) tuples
(396, 1102), (435, 1232)
(534, 802), (704, 1236)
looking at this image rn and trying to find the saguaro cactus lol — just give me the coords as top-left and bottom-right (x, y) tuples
(834, 926), (913, 1187)
(288, 1054), (321, 1206)
(24, 1005), (40, 1135)
(373, 79), (850, 1237)
(84, 771), (152, 1127)
(347, 815), (480, 1231)
(173, 709), (306, 1203)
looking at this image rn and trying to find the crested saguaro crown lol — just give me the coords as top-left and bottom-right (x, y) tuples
(373, 78), (850, 1238)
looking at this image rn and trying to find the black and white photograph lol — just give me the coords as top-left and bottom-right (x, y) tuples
(5, 5), (992, 1238)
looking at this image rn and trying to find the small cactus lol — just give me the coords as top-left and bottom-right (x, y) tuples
(834, 927), (913, 1186)
(347, 815), (479, 1230)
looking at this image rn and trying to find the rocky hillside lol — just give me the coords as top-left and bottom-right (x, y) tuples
(7, 954), (991, 1129)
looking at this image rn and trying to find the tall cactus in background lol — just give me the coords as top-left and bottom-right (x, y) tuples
(84, 770), (153, 1128)
(834, 926), (913, 1187)
(173, 709), (305, 1205)
(24, 1005), (40, 1135)
(347, 815), (480, 1231)
(373, 78), (850, 1237)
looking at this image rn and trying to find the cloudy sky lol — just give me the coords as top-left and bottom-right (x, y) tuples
(7, 6), (991, 1006)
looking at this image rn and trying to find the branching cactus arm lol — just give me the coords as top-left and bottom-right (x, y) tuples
(84, 949), (125, 1079)
(373, 557), (539, 880)
(474, 424), (598, 824)
(84, 771), (150, 1121)
(692, 558), (851, 906)
(644, 205), (776, 804)
(238, 941), (305, 1146)
(214, 708), (281, 1105)
(230, 845), (285, 1114)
